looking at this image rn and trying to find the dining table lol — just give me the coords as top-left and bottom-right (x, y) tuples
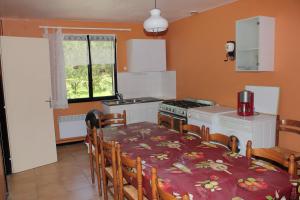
(102, 122), (299, 200)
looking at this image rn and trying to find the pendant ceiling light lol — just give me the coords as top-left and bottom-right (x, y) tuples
(143, 0), (168, 33)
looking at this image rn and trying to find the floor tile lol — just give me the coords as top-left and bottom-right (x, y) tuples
(7, 142), (103, 200)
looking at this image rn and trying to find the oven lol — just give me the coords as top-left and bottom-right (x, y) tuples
(158, 111), (187, 131)
(158, 99), (215, 131)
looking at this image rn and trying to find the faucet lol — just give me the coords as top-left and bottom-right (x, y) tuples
(116, 92), (123, 101)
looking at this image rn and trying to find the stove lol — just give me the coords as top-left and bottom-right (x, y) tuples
(159, 98), (215, 118)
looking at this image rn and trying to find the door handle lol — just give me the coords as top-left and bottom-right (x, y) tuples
(45, 97), (52, 108)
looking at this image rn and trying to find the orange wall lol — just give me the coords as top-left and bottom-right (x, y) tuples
(2, 0), (300, 144)
(1, 18), (154, 142)
(1, 18), (152, 72)
(166, 0), (300, 120)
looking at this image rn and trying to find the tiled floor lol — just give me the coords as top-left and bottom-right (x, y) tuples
(7, 142), (107, 200)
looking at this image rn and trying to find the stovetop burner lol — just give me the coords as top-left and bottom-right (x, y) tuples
(159, 98), (215, 118)
(162, 100), (210, 109)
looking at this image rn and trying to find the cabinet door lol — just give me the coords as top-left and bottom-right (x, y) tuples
(103, 102), (161, 125)
(127, 39), (166, 72)
(219, 127), (251, 156)
(145, 102), (160, 123)
(0, 36), (57, 173)
(128, 105), (142, 124)
(108, 105), (132, 124)
(236, 17), (259, 71)
(236, 16), (275, 71)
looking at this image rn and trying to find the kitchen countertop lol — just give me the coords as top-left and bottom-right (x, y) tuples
(102, 97), (163, 106)
(219, 111), (276, 121)
(188, 105), (235, 114)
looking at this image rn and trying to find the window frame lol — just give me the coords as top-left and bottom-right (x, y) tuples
(64, 34), (118, 103)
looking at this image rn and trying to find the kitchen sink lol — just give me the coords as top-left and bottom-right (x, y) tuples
(123, 98), (143, 103)
(102, 98), (142, 106)
(102, 97), (163, 106)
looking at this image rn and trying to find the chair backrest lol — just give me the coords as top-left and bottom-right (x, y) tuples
(246, 140), (296, 176)
(116, 144), (143, 200)
(151, 168), (189, 200)
(158, 113), (174, 129)
(100, 138), (118, 187)
(276, 116), (300, 146)
(99, 110), (126, 128)
(180, 124), (209, 141)
(86, 120), (99, 153)
(86, 120), (93, 142)
(209, 132), (238, 153)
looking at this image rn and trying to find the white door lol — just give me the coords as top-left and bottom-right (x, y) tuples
(0, 36), (57, 173)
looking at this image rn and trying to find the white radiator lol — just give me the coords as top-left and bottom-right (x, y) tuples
(58, 114), (86, 139)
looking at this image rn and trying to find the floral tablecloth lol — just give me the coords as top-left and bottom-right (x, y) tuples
(102, 122), (299, 200)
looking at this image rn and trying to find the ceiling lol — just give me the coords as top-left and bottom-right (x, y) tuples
(0, 0), (237, 23)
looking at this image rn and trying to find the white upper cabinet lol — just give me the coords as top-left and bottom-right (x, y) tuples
(236, 16), (275, 71)
(126, 39), (166, 72)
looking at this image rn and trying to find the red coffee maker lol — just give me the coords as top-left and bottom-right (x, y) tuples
(237, 90), (254, 116)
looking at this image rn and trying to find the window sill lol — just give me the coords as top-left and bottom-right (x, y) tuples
(68, 96), (117, 104)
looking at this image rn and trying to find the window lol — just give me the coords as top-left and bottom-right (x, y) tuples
(63, 35), (117, 102)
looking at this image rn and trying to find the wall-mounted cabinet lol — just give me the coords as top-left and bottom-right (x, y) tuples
(236, 16), (275, 71)
(126, 39), (166, 72)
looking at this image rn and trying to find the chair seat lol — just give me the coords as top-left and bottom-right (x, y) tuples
(271, 146), (300, 159)
(91, 150), (102, 161)
(105, 166), (114, 179)
(271, 146), (300, 175)
(123, 185), (148, 200)
(105, 167), (128, 184)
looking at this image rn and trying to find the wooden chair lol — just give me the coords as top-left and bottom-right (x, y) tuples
(246, 140), (296, 176)
(158, 113), (174, 129)
(99, 110), (127, 128)
(86, 120), (102, 196)
(274, 117), (300, 175)
(180, 124), (209, 141)
(116, 143), (147, 200)
(209, 131), (238, 153)
(151, 168), (190, 200)
(100, 138), (118, 200)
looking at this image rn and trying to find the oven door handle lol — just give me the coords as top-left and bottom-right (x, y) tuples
(159, 112), (186, 121)
(159, 112), (172, 117)
(173, 116), (186, 121)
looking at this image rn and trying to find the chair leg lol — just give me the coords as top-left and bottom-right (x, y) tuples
(89, 153), (95, 184)
(95, 151), (102, 196)
(113, 177), (118, 200)
(95, 165), (102, 196)
(102, 170), (109, 200)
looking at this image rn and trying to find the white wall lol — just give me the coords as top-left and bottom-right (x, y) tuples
(117, 71), (176, 99)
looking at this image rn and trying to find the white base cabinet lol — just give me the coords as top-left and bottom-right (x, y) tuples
(187, 106), (276, 155)
(217, 113), (276, 155)
(187, 106), (235, 132)
(102, 101), (162, 124)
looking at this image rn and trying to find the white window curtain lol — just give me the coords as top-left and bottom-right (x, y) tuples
(44, 28), (68, 109)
